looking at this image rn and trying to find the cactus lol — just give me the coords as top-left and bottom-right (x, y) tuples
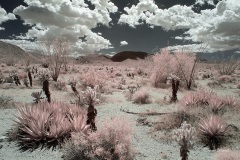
(28, 70), (33, 87)
(170, 75), (180, 102)
(173, 121), (195, 160)
(42, 79), (51, 103)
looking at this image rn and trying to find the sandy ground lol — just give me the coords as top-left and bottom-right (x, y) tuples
(0, 89), (215, 160)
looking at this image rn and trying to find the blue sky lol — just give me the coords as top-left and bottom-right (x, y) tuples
(0, 0), (239, 57)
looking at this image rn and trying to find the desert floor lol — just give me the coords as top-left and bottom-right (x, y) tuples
(0, 60), (240, 160)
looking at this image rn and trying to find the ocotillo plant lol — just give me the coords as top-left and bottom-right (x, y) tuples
(173, 121), (195, 160)
(82, 86), (99, 131)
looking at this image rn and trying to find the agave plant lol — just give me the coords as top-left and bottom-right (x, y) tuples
(198, 115), (228, 150)
(223, 95), (240, 108)
(13, 101), (89, 151)
(208, 96), (224, 114)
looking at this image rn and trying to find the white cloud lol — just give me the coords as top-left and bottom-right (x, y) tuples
(120, 40), (128, 46)
(195, 0), (215, 6)
(119, 0), (240, 53)
(0, 6), (16, 30)
(7, 0), (118, 54)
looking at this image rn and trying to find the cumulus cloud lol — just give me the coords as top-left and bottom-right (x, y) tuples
(0, 6), (16, 30)
(7, 0), (117, 54)
(119, 0), (240, 53)
(195, 0), (215, 6)
(120, 40), (128, 46)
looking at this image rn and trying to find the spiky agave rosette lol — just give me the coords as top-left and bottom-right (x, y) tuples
(198, 115), (228, 150)
(11, 101), (89, 151)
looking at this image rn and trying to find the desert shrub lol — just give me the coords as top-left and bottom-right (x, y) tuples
(41, 37), (70, 81)
(80, 69), (108, 91)
(215, 58), (239, 75)
(237, 82), (240, 89)
(207, 80), (223, 88)
(174, 51), (197, 90)
(132, 88), (150, 104)
(0, 70), (4, 83)
(0, 96), (15, 109)
(53, 79), (67, 91)
(180, 87), (217, 108)
(198, 115), (229, 150)
(181, 87), (240, 115)
(62, 116), (134, 160)
(222, 95), (240, 108)
(217, 75), (234, 83)
(150, 49), (197, 89)
(150, 49), (176, 87)
(214, 148), (240, 160)
(9, 101), (88, 151)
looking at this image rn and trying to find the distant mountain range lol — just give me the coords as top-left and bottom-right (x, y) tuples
(0, 41), (239, 64)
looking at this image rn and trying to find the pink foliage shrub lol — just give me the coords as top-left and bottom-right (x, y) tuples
(63, 116), (134, 160)
(132, 88), (150, 104)
(174, 51), (197, 89)
(150, 49), (176, 87)
(217, 75), (234, 83)
(80, 69), (108, 90)
(222, 95), (240, 108)
(180, 87), (217, 108)
(181, 87), (240, 112)
(150, 49), (196, 89)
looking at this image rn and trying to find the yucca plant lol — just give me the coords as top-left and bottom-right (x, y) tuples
(198, 115), (228, 150)
(82, 86), (99, 131)
(208, 96), (224, 114)
(11, 101), (88, 151)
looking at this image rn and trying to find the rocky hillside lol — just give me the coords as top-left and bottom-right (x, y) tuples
(0, 41), (43, 64)
(0, 41), (28, 62)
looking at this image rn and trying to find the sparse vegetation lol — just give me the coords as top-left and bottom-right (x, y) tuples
(62, 116), (134, 160)
(0, 41), (240, 160)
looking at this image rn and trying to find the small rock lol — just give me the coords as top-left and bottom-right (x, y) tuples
(0, 144), (3, 149)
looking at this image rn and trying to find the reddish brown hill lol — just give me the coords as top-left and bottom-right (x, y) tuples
(111, 51), (149, 62)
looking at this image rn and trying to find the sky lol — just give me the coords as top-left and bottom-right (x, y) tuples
(0, 0), (239, 57)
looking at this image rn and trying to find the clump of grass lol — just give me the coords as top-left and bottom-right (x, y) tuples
(132, 88), (150, 104)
